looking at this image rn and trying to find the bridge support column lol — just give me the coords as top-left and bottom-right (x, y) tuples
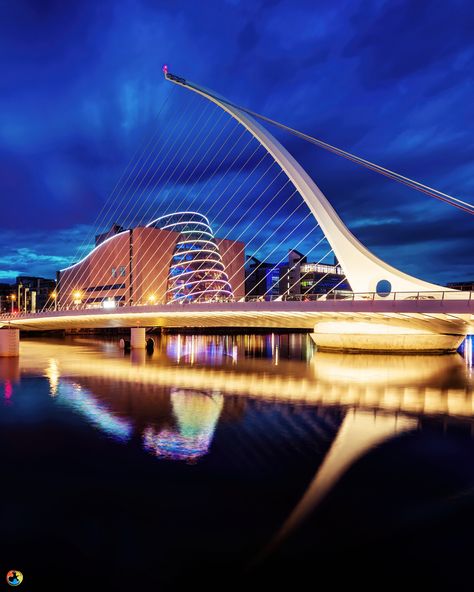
(0, 328), (20, 357)
(130, 327), (146, 349)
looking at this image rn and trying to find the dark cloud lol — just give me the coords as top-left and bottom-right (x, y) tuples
(238, 21), (259, 52)
(344, 0), (474, 88)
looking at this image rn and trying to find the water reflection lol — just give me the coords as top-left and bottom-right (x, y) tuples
(45, 359), (60, 396)
(143, 389), (224, 461)
(460, 334), (473, 371)
(57, 381), (133, 442)
(2, 334), (469, 475)
(1, 332), (474, 585)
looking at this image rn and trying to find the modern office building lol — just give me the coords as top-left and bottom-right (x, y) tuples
(279, 250), (351, 297)
(245, 257), (282, 298)
(245, 249), (351, 299)
(57, 212), (245, 308)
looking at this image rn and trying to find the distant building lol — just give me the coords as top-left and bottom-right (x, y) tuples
(447, 280), (474, 291)
(57, 212), (245, 308)
(280, 250), (350, 297)
(0, 283), (15, 313)
(245, 249), (351, 299)
(16, 276), (57, 313)
(245, 256), (282, 298)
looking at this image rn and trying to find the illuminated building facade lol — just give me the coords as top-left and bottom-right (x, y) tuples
(279, 250), (351, 297)
(57, 212), (245, 308)
(147, 212), (234, 303)
(245, 250), (351, 298)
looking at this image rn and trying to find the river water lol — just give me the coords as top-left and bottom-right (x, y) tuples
(0, 333), (473, 590)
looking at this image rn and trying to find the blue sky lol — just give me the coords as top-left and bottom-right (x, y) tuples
(0, 0), (472, 284)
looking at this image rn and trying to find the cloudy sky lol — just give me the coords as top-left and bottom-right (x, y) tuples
(0, 0), (472, 285)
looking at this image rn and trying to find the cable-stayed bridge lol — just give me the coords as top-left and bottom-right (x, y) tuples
(1, 71), (472, 354)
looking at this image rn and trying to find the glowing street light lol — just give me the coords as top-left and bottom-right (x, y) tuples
(50, 291), (58, 310)
(147, 294), (157, 305)
(72, 290), (83, 306)
(9, 293), (16, 313)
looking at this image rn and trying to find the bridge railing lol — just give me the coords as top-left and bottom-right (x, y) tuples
(0, 290), (472, 319)
(243, 290), (473, 302)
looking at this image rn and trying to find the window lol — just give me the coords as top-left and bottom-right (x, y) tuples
(119, 266), (126, 277)
(111, 267), (116, 278)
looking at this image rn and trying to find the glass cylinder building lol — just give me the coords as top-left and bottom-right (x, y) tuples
(147, 212), (234, 303)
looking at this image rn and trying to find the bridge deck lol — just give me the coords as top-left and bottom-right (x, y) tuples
(1, 299), (473, 332)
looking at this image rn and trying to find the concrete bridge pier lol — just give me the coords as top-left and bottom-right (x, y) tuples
(130, 327), (146, 349)
(0, 328), (20, 357)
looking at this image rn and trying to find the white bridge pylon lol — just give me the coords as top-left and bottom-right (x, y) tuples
(165, 72), (448, 296)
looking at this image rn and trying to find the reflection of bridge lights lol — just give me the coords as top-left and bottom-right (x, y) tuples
(45, 359), (60, 396)
(57, 382), (132, 442)
(167, 334), (231, 365)
(462, 336), (473, 370)
(143, 389), (223, 461)
(4, 380), (12, 400)
(17, 341), (474, 420)
(143, 427), (211, 461)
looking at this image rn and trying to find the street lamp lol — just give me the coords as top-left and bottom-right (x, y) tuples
(10, 293), (16, 313)
(50, 291), (58, 311)
(147, 294), (157, 305)
(72, 290), (83, 307)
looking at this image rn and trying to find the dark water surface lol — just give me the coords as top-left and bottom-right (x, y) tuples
(0, 334), (473, 591)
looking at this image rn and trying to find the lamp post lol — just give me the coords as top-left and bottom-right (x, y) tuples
(10, 293), (16, 313)
(50, 291), (58, 311)
(72, 290), (82, 309)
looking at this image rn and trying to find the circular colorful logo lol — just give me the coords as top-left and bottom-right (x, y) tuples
(6, 571), (23, 586)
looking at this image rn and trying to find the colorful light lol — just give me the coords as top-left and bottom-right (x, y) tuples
(143, 389), (223, 461)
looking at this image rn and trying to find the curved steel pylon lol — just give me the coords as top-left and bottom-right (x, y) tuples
(164, 72), (450, 296)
